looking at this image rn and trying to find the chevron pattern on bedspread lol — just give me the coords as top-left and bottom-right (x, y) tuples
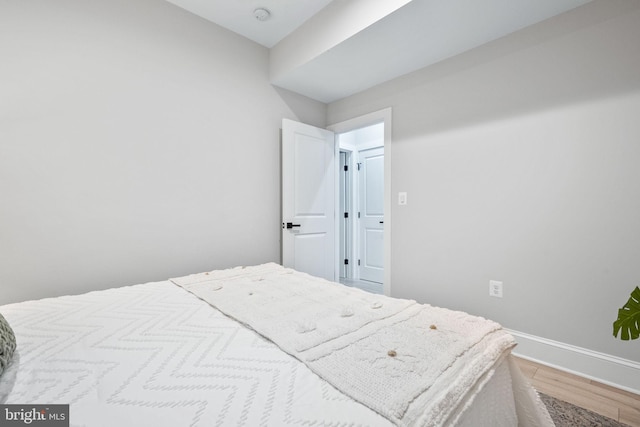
(0, 282), (392, 426)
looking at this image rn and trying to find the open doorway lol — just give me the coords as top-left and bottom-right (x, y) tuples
(281, 109), (390, 293)
(337, 122), (384, 294)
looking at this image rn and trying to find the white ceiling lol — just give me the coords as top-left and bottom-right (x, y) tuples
(165, 0), (594, 103)
(164, 0), (334, 48)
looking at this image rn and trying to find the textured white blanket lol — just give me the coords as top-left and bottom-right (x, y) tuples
(171, 263), (517, 427)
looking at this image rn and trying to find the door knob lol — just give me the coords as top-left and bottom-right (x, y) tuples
(284, 222), (301, 229)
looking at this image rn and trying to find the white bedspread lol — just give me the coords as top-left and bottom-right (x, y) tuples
(0, 265), (554, 427)
(170, 263), (520, 427)
(0, 282), (393, 426)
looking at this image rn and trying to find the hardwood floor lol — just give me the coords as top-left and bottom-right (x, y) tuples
(514, 356), (640, 427)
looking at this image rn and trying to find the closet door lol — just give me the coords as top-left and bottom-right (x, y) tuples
(358, 146), (384, 284)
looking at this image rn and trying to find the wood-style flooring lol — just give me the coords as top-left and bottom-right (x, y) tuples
(514, 356), (640, 427)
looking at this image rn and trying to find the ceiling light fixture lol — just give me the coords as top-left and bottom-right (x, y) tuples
(253, 8), (271, 22)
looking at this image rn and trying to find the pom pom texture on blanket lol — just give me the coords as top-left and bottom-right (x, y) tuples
(172, 263), (518, 427)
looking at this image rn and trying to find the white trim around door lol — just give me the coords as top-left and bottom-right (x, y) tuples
(328, 108), (392, 296)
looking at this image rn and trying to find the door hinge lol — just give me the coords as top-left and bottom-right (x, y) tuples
(358, 212), (361, 218)
(344, 165), (348, 171)
(357, 163), (362, 171)
(358, 259), (361, 266)
(344, 259), (349, 265)
(344, 212), (348, 218)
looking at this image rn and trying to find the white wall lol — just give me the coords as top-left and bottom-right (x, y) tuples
(0, 0), (326, 305)
(328, 0), (640, 365)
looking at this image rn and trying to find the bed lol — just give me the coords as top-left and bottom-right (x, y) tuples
(0, 263), (553, 426)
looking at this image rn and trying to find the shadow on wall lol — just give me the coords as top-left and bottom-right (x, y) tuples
(329, 0), (640, 139)
(273, 86), (328, 129)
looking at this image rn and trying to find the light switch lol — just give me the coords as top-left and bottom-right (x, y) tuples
(398, 192), (407, 205)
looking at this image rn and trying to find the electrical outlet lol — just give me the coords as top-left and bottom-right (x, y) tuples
(489, 280), (503, 298)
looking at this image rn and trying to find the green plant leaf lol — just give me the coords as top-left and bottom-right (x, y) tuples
(613, 286), (640, 341)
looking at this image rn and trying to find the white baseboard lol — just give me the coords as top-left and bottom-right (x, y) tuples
(506, 328), (640, 395)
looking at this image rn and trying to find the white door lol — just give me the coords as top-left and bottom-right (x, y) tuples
(358, 147), (384, 283)
(282, 119), (336, 281)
